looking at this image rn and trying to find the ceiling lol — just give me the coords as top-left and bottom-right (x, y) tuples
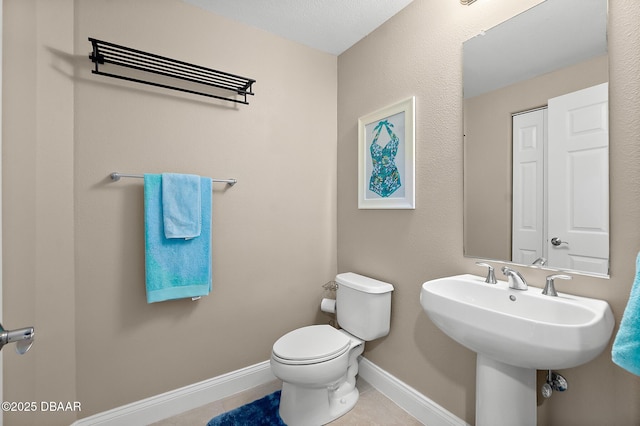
(182, 0), (415, 55)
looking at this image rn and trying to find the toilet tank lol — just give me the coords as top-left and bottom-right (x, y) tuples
(335, 272), (394, 341)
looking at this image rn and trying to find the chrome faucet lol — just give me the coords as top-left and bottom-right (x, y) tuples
(542, 274), (572, 297)
(501, 266), (528, 290)
(532, 257), (547, 266)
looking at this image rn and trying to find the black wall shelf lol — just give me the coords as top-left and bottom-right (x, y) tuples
(89, 38), (255, 105)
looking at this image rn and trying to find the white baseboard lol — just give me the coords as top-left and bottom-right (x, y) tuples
(72, 361), (276, 426)
(358, 357), (470, 426)
(73, 357), (468, 426)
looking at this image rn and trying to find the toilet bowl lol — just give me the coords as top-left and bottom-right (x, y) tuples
(270, 273), (394, 426)
(270, 325), (364, 426)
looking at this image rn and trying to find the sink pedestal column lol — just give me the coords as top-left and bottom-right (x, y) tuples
(476, 354), (536, 426)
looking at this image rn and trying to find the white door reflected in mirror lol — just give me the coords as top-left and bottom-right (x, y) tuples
(511, 83), (608, 275)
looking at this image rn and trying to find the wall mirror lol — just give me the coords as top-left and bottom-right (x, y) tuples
(463, 0), (609, 277)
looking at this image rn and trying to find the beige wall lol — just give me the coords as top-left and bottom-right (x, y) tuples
(4, 0), (337, 423)
(4, 0), (640, 425)
(338, 0), (640, 425)
(464, 55), (609, 260)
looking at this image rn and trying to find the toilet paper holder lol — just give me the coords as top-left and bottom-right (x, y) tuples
(322, 280), (338, 291)
(321, 281), (338, 316)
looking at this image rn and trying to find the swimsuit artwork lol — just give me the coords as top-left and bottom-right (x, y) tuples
(369, 120), (401, 197)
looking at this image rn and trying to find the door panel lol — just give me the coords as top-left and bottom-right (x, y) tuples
(547, 83), (609, 275)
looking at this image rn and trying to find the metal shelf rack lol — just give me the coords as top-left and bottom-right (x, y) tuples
(89, 38), (255, 105)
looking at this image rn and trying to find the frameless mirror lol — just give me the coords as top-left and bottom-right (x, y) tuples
(463, 0), (609, 277)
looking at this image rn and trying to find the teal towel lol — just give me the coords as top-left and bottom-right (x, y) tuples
(162, 173), (201, 239)
(144, 174), (212, 303)
(612, 252), (640, 376)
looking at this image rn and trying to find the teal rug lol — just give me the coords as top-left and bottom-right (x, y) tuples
(207, 390), (287, 426)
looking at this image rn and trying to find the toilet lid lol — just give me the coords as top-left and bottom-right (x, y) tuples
(272, 325), (351, 364)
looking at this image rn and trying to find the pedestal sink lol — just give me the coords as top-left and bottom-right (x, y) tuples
(420, 274), (614, 426)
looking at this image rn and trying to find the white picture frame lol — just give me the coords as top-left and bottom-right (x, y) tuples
(358, 96), (415, 209)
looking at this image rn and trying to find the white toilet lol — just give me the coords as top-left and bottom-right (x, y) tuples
(270, 272), (394, 426)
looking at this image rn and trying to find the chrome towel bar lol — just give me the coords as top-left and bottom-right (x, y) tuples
(110, 172), (237, 186)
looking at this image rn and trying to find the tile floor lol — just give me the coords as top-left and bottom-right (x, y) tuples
(151, 378), (424, 425)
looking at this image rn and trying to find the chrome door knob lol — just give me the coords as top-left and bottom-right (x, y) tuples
(0, 322), (35, 354)
(551, 237), (569, 246)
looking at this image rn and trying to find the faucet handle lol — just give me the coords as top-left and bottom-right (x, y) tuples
(542, 274), (572, 297)
(476, 262), (497, 284)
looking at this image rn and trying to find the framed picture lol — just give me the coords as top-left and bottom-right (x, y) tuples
(358, 96), (415, 209)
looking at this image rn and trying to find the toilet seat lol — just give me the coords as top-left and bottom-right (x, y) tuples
(272, 325), (351, 365)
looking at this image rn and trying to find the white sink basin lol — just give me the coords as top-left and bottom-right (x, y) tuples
(420, 274), (614, 369)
